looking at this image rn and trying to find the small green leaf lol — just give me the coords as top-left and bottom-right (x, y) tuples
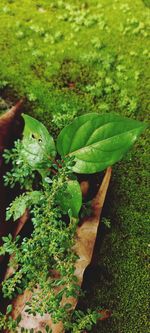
(45, 326), (51, 333)
(57, 113), (147, 173)
(22, 114), (56, 171)
(6, 304), (12, 314)
(57, 180), (82, 218)
(16, 314), (22, 324)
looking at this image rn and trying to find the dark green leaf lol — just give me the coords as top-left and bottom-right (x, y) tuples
(45, 326), (51, 333)
(16, 314), (22, 324)
(57, 113), (146, 173)
(57, 180), (82, 218)
(22, 114), (56, 171)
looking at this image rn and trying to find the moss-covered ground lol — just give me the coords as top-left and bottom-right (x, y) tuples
(0, 0), (149, 332)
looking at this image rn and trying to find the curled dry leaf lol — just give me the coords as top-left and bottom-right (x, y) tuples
(99, 309), (112, 321)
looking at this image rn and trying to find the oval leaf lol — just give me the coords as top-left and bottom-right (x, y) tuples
(6, 304), (13, 315)
(22, 114), (56, 170)
(57, 180), (82, 218)
(57, 113), (146, 174)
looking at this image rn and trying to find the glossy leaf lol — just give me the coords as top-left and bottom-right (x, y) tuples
(57, 113), (146, 174)
(22, 114), (56, 170)
(57, 180), (82, 218)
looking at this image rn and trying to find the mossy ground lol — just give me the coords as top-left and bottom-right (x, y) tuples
(0, 0), (149, 332)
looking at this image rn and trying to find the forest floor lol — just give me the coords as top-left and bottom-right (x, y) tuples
(0, 1), (149, 332)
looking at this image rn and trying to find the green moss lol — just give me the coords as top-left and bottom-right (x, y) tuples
(82, 132), (149, 333)
(0, 0), (149, 332)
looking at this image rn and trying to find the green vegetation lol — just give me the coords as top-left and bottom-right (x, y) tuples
(82, 134), (150, 333)
(1, 112), (145, 332)
(0, 0), (149, 332)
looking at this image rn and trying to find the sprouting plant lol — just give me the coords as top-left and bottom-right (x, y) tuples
(65, 309), (102, 332)
(0, 112), (146, 332)
(102, 217), (111, 229)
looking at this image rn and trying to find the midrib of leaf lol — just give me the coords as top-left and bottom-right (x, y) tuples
(68, 120), (93, 153)
(67, 125), (145, 157)
(67, 118), (130, 154)
(85, 121), (132, 145)
(23, 148), (41, 156)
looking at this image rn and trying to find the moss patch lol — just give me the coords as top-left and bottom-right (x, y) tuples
(81, 132), (149, 332)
